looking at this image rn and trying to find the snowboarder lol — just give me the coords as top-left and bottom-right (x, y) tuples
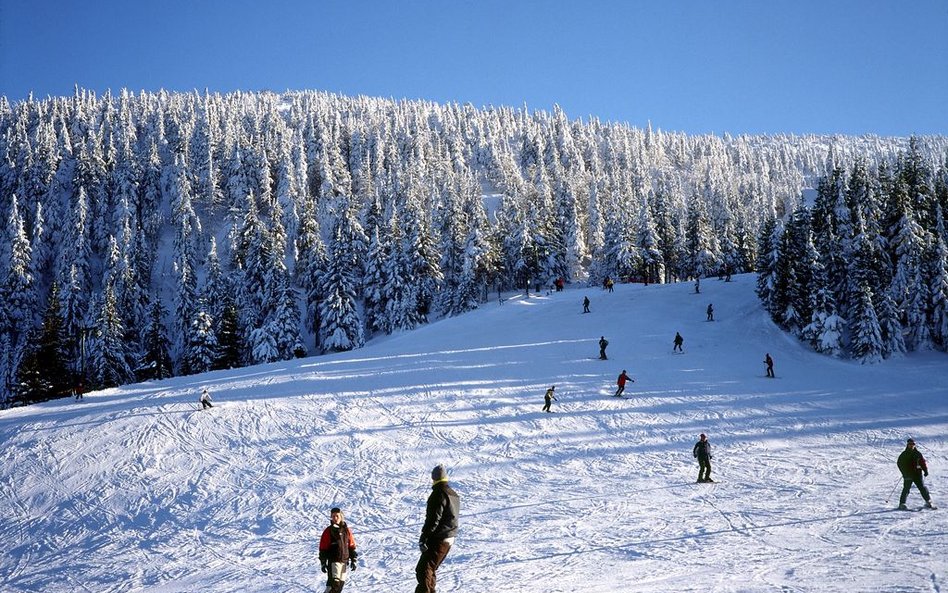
(542, 386), (557, 412)
(319, 507), (358, 593)
(693, 433), (713, 483)
(764, 353), (775, 378)
(200, 388), (213, 409)
(583, 296), (590, 313)
(598, 336), (609, 360)
(673, 332), (684, 353)
(707, 303), (714, 321)
(614, 370), (633, 397)
(897, 439), (935, 510)
(416, 465), (459, 593)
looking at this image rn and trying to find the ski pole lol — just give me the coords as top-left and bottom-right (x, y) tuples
(885, 477), (902, 504)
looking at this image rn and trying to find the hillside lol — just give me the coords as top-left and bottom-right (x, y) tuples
(1, 275), (946, 593)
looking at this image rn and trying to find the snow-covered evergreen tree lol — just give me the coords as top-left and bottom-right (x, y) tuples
(88, 282), (134, 387)
(141, 298), (173, 380)
(318, 197), (365, 352)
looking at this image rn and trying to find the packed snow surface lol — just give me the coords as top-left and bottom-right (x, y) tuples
(1, 275), (946, 593)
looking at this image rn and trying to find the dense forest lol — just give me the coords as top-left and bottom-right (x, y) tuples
(1, 89), (946, 406)
(757, 150), (948, 362)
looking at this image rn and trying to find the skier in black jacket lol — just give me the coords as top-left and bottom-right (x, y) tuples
(416, 465), (460, 593)
(693, 433), (713, 483)
(897, 439), (935, 510)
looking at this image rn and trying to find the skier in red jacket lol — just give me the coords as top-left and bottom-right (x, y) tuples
(319, 507), (358, 592)
(614, 370), (633, 397)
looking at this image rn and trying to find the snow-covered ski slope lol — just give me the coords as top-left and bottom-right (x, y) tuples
(2, 275), (946, 593)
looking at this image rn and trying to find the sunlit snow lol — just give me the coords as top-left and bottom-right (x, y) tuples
(1, 275), (945, 592)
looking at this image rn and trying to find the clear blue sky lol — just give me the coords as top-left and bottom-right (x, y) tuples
(1, 0), (946, 136)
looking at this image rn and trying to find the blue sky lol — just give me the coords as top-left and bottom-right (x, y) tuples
(1, 0), (946, 136)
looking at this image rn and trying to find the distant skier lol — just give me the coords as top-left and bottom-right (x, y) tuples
(673, 332), (684, 353)
(693, 433), (713, 483)
(416, 465), (459, 593)
(606, 277), (614, 293)
(200, 387), (213, 409)
(74, 382), (84, 401)
(542, 386), (557, 412)
(707, 303), (714, 321)
(598, 336), (609, 360)
(319, 507), (358, 592)
(583, 296), (590, 313)
(614, 370), (633, 397)
(764, 353), (775, 378)
(897, 439), (935, 510)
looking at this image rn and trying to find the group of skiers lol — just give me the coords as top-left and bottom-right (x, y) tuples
(318, 465), (459, 593)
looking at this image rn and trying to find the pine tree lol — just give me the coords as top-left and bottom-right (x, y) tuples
(927, 210), (948, 349)
(36, 282), (71, 394)
(318, 198), (365, 352)
(685, 198), (715, 280)
(88, 283), (134, 387)
(1, 195), (35, 338)
(849, 280), (884, 364)
(214, 298), (243, 369)
(186, 308), (218, 374)
(141, 298), (173, 380)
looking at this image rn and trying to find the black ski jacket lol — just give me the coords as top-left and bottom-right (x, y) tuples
(420, 481), (459, 545)
(897, 448), (928, 479)
(693, 440), (712, 461)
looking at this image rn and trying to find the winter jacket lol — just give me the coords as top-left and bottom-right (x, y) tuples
(693, 440), (712, 461)
(319, 522), (357, 564)
(420, 481), (459, 545)
(616, 372), (631, 387)
(897, 448), (928, 479)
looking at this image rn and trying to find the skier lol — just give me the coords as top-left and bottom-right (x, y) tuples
(200, 387), (213, 409)
(583, 296), (590, 313)
(319, 507), (358, 592)
(764, 353), (775, 378)
(598, 336), (609, 360)
(74, 382), (84, 401)
(897, 439), (935, 510)
(542, 386), (557, 412)
(673, 332), (684, 353)
(606, 277), (614, 293)
(707, 303), (714, 321)
(614, 370), (633, 397)
(416, 465), (459, 593)
(693, 433), (713, 483)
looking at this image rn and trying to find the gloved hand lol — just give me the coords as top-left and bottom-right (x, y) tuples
(320, 561), (328, 573)
(349, 558), (357, 571)
(924, 470), (929, 477)
(419, 541), (428, 553)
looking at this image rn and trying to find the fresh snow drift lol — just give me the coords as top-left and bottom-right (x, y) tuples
(1, 275), (946, 593)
